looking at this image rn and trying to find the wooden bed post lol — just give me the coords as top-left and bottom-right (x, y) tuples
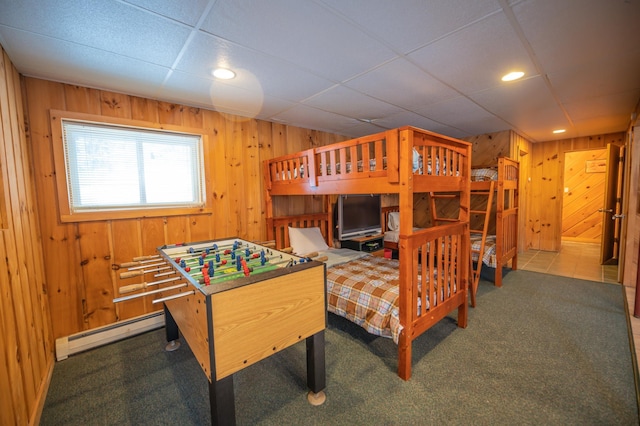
(397, 127), (414, 380)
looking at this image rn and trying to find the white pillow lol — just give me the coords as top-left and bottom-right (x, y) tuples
(288, 227), (329, 255)
(387, 212), (400, 231)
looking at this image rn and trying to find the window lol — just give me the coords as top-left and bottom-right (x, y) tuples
(50, 111), (210, 222)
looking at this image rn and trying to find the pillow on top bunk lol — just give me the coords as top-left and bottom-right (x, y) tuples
(288, 226), (329, 255)
(387, 212), (400, 231)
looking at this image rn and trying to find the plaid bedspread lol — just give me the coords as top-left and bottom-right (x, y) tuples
(326, 256), (402, 343)
(471, 235), (497, 267)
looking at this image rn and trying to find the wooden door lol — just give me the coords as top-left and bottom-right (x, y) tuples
(600, 144), (624, 265)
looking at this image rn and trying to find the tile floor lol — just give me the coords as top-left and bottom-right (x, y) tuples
(518, 241), (639, 377)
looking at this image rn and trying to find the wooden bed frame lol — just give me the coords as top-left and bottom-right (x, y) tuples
(381, 157), (519, 307)
(263, 126), (472, 381)
(469, 157), (519, 289)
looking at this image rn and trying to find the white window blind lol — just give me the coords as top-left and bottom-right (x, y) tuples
(61, 120), (205, 212)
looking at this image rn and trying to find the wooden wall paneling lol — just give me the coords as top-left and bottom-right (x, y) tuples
(140, 217), (168, 312)
(623, 124), (639, 287)
(205, 111), (233, 239)
(241, 119), (263, 240)
(0, 236), (24, 424)
(157, 101), (183, 126)
(184, 106), (204, 129)
(1, 50), (55, 425)
(225, 117), (250, 239)
(25, 78), (85, 339)
(541, 141), (564, 250)
(529, 144), (544, 249)
(78, 222), (117, 328)
(465, 130), (510, 166)
(256, 120), (274, 241)
(561, 149), (606, 242)
(0, 54), (27, 425)
(100, 91), (132, 119)
(524, 133), (623, 252)
(131, 96), (159, 122)
(111, 219), (147, 320)
(63, 85), (101, 114)
(269, 123), (292, 218)
(165, 216), (190, 246)
(6, 62), (50, 389)
(20, 78), (54, 379)
(189, 213), (214, 243)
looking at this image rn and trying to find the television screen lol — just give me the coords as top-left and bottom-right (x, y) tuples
(337, 194), (382, 240)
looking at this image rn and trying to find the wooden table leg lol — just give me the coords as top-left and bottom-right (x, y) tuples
(210, 375), (235, 426)
(306, 330), (326, 405)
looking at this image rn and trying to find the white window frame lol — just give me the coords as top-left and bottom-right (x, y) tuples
(50, 110), (212, 222)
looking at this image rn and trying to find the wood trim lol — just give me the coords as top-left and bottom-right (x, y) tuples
(48, 109), (213, 222)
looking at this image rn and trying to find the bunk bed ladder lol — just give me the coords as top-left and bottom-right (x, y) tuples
(469, 181), (495, 307)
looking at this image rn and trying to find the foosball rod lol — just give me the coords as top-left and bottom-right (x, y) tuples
(186, 255), (287, 279)
(121, 241), (252, 268)
(172, 247), (264, 265)
(113, 282), (187, 303)
(118, 276), (182, 294)
(152, 290), (196, 305)
(161, 240), (247, 257)
(120, 265), (172, 279)
(201, 255), (326, 283)
(119, 249), (267, 279)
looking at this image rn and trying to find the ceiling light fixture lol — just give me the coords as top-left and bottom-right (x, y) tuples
(501, 71), (525, 82)
(212, 68), (235, 80)
(553, 129), (566, 134)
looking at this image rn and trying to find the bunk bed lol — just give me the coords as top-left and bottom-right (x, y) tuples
(263, 126), (471, 381)
(381, 157), (519, 307)
(468, 157), (519, 291)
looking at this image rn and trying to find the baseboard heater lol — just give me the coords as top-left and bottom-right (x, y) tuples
(55, 311), (165, 361)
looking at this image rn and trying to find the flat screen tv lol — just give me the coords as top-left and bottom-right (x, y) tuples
(337, 194), (382, 240)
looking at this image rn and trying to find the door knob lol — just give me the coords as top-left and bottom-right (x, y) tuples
(598, 208), (613, 213)
(612, 214), (625, 220)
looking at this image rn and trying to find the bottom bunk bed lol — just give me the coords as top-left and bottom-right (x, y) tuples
(269, 213), (469, 381)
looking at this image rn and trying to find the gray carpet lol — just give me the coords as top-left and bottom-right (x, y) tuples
(41, 270), (639, 425)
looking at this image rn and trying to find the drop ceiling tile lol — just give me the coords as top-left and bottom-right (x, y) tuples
(570, 115), (632, 138)
(303, 85), (405, 120)
(0, 27), (169, 95)
(319, 0), (501, 53)
(343, 58), (460, 109)
(512, 0), (640, 75)
(271, 104), (361, 134)
(470, 75), (558, 118)
(408, 11), (537, 95)
(547, 51), (640, 104)
(161, 70), (296, 120)
(175, 32), (335, 102)
(369, 110), (458, 136)
(0, 0), (191, 67)
(201, 0), (398, 82)
(414, 96), (509, 134)
(564, 91), (640, 123)
(122, 0), (211, 26)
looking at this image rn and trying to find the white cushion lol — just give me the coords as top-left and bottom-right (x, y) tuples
(387, 212), (400, 231)
(288, 227), (329, 255)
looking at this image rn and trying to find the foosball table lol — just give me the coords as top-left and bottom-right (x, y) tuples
(114, 238), (327, 425)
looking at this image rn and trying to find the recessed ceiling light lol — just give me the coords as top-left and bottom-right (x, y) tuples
(553, 129), (566, 134)
(501, 71), (525, 82)
(212, 68), (235, 80)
